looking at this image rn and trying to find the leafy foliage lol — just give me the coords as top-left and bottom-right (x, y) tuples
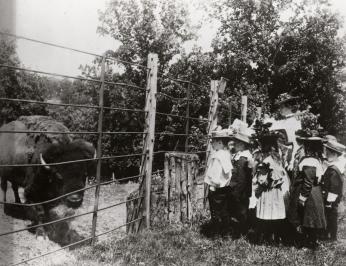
(0, 37), (47, 125)
(211, 0), (346, 134)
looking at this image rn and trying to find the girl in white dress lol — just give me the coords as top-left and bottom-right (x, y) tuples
(251, 121), (290, 243)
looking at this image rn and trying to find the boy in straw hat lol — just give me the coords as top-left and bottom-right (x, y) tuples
(202, 126), (233, 237)
(321, 138), (346, 241)
(228, 119), (254, 237)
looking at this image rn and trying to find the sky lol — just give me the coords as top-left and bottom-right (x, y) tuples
(1, 0), (346, 77)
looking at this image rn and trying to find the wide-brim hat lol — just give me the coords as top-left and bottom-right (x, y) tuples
(210, 126), (233, 139)
(229, 119), (253, 144)
(323, 140), (346, 155)
(324, 135), (337, 142)
(232, 132), (251, 144)
(275, 93), (299, 106)
(297, 129), (323, 142)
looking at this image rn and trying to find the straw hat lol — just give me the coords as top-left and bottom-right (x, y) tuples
(229, 119), (253, 144)
(210, 126), (233, 139)
(323, 140), (346, 155)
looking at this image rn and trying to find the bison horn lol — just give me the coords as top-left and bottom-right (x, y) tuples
(40, 153), (51, 170)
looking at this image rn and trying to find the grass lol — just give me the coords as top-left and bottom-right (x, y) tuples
(67, 220), (346, 266)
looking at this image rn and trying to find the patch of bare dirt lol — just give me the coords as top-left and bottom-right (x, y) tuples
(0, 181), (138, 266)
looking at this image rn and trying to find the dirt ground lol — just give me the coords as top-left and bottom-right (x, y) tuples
(0, 182), (139, 266)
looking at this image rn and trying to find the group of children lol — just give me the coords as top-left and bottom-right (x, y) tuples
(202, 95), (346, 249)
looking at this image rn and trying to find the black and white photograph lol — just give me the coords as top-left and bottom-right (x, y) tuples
(1, 0), (346, 265)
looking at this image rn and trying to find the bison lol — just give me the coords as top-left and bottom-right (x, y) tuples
(0, 116), (96, 240)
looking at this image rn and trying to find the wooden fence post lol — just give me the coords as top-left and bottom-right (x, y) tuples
(184, 82), (191, 152)
(203, 78), (227, 207)
(145, 53), (157, 229)
(91, 56), (106, 245)
(256, 106), (262, 119)
(203, 80), (219, 207)
(241, 95), (248, 122)
(127, 53), (158, 233)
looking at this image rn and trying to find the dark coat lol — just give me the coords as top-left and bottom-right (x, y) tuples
(321, 166), (344, 206)
(288, 158), (326, 229)
(230, 156), (252, 199)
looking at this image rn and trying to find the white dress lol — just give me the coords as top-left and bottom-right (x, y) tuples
(255, 156), (289, 220)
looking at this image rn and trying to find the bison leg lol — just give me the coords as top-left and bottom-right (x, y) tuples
(12, 183), (21, 203)
(1, 178), (7, 202)
(27, 204), (47, 239)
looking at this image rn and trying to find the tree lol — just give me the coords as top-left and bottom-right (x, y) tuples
(0, 37), (47, 125)
(211, 0), (346, 134)
(97, 0), (197, 84)
(75, 0), (200, 176)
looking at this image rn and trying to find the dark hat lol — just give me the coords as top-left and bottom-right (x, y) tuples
(273, 129), (288, 142)
(257, 162), (270, 170)
(323, 140), (346, 155)
(275, 93), (299, 106)
(300, 129), (323, 142)
(252, 119), (279, 150)
(295, 129), (308, 140)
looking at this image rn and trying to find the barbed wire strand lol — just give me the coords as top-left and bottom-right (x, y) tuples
(156, 111), (208, 123)
(0, 130), (146, 135)
(0, 97), (148, 114)
(0, 31), (148, 70)
(0, 173), (144, 207)
(0, 64), (146, 92)
(0, 153), (145, 168)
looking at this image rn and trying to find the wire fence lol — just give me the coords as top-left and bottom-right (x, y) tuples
(0, 31), (214, 265)
(0, 31), (153, 265)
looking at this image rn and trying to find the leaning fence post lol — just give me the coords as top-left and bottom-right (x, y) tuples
(144, 53), (158, 229)
(91, 55), (106, 245)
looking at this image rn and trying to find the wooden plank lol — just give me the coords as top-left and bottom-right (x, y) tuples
(184, 83), (191, 152)
(241, 95), (248, 122)
(91, 56), (106, 245)
(176, 157), (183, 222)
(187, 159), (193, 220)
(170, 155), (176, 222)
(181, 156), (187, 221)
(164, 153), (170, 220)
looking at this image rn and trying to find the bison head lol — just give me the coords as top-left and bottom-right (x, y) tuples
(38, 140), (96, 208)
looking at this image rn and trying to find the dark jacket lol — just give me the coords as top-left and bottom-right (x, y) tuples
(230, 156), (252, 199)
(321, 165), (344, 206)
